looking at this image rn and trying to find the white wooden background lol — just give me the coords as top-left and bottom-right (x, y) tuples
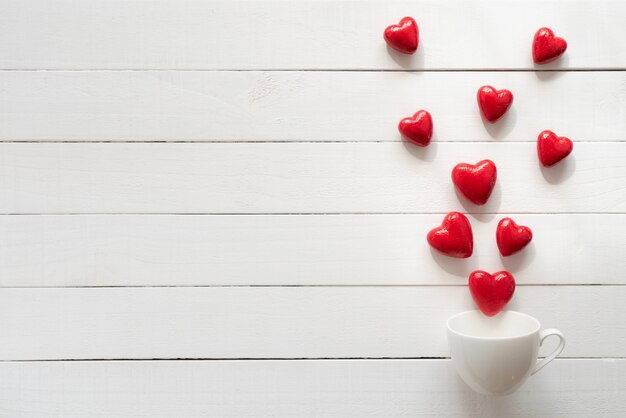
(0, 0), (625, 416)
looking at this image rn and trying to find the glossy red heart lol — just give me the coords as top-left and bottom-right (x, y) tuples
(537, 130), (573, 167)
(477, 86), (513, 123)
(532, 27), (567, 64)
(398, 110), (433, 147)
(384, 17), (419, 54)
(427, 212), (473, 258)
(451, 160), (497, 205)
(496, 217), (533, 256)
(469, 270), (516, 317)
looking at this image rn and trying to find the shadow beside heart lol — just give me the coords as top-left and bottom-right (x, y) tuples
(402, 139), (438, 162)
(501, 243), (537, 273)
(386, 42), (424, 70)
(454, 181), (503, 223)
(481, 106), (518, 140)
(533, 54), (569, 81)
(430, 247), (478, 279)
(539, 155), (576, 184)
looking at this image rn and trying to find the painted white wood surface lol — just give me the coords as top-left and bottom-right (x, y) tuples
(0, 142), (623, 214)
(0, 71), (624, 142)
(0, 286), (623, 360)
(0, 0), (624, 70)
(0, 0), (624, 414)
(1, 360), (624, 418)
(0, 214), (622, 287)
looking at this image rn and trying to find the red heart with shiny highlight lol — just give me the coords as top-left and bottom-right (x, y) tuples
(398, 110), (433, 147)
(496, 217), (533, 256)
(469, 270), (516, 317)
(427, 212), (473, 258)
(384, 17), (419, 55)
(537, 130), (573, 167)
(532, 27), (567, 64)
(451, 160), (497, 205)
(477, 85), (513, 123)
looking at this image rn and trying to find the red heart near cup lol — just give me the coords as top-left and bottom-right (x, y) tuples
(427, 212), (473, 258)
(537, 130), (573, 167)
(398, 110), (433, 147)
(383, 17), (419, 54)
(469, 270), (516, 317)
(532, 27), (567, 64)
(496, 217), (533, 256)
(451, 160), (497, 205)
(477, 86), (513, 123)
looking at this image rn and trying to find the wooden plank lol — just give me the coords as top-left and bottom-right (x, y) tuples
(0, 71), (624, 142)
(0, 359), (624, 417)
(0, 0), (624, 70)
(0, 142), (623, 214)
(0, 286), (623, 360)
(0, 214), (623, 287)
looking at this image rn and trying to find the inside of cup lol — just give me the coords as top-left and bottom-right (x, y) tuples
(447, 310), (540, 339)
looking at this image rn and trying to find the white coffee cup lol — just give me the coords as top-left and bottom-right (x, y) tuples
(446, 310), (565, 395)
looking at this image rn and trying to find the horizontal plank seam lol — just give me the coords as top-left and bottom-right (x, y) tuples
(0, 284), (622, 289)
(0, 140), (622, 144)
(0, 357), (622, 363)
(0, 69), (625, 73)
(0, 212), (624, 216)
(0, 213), (622, 216)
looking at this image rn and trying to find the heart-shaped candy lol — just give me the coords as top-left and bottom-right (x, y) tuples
(451, 160), (497, 205)
(496, 217), (533, 256)
(477, 86), (514, 123)
(537, 130), (573, 167)
(384, 17), (419, 54)
(532, 27), (567, 64)
(398, 110), (433, 147)
(427, 212), (473, 258)
(469, 270), (516, 317)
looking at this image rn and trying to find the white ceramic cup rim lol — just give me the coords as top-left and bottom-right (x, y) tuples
(446, 310), (541, 341)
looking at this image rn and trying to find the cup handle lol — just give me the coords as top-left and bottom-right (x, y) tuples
(531, 328), (566, 375)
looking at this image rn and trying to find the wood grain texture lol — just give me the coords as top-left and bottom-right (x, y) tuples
(0, 214), (622, 287)
(1, 71), (625, 142)
(0, 0), (624, 70)
(0, 0), (623, 414)
(0, 286), (623, 360)
(1, 359), (624, 418)
(0, 142), (622, 214)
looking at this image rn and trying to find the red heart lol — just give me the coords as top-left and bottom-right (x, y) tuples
(477, 86), (513, 123)
(532, 27), (567, 64)
(469, 270), (516, 317)
(496, 217), (533, 256)
(384, 17), (419, 55)
(451, 160), (497, 205)
(398, 110), (433, 147)
(427, 212), (473, 258)
(537, 130), (573, 167)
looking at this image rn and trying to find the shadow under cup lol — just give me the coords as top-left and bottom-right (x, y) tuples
(446, 310), (565, 396)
